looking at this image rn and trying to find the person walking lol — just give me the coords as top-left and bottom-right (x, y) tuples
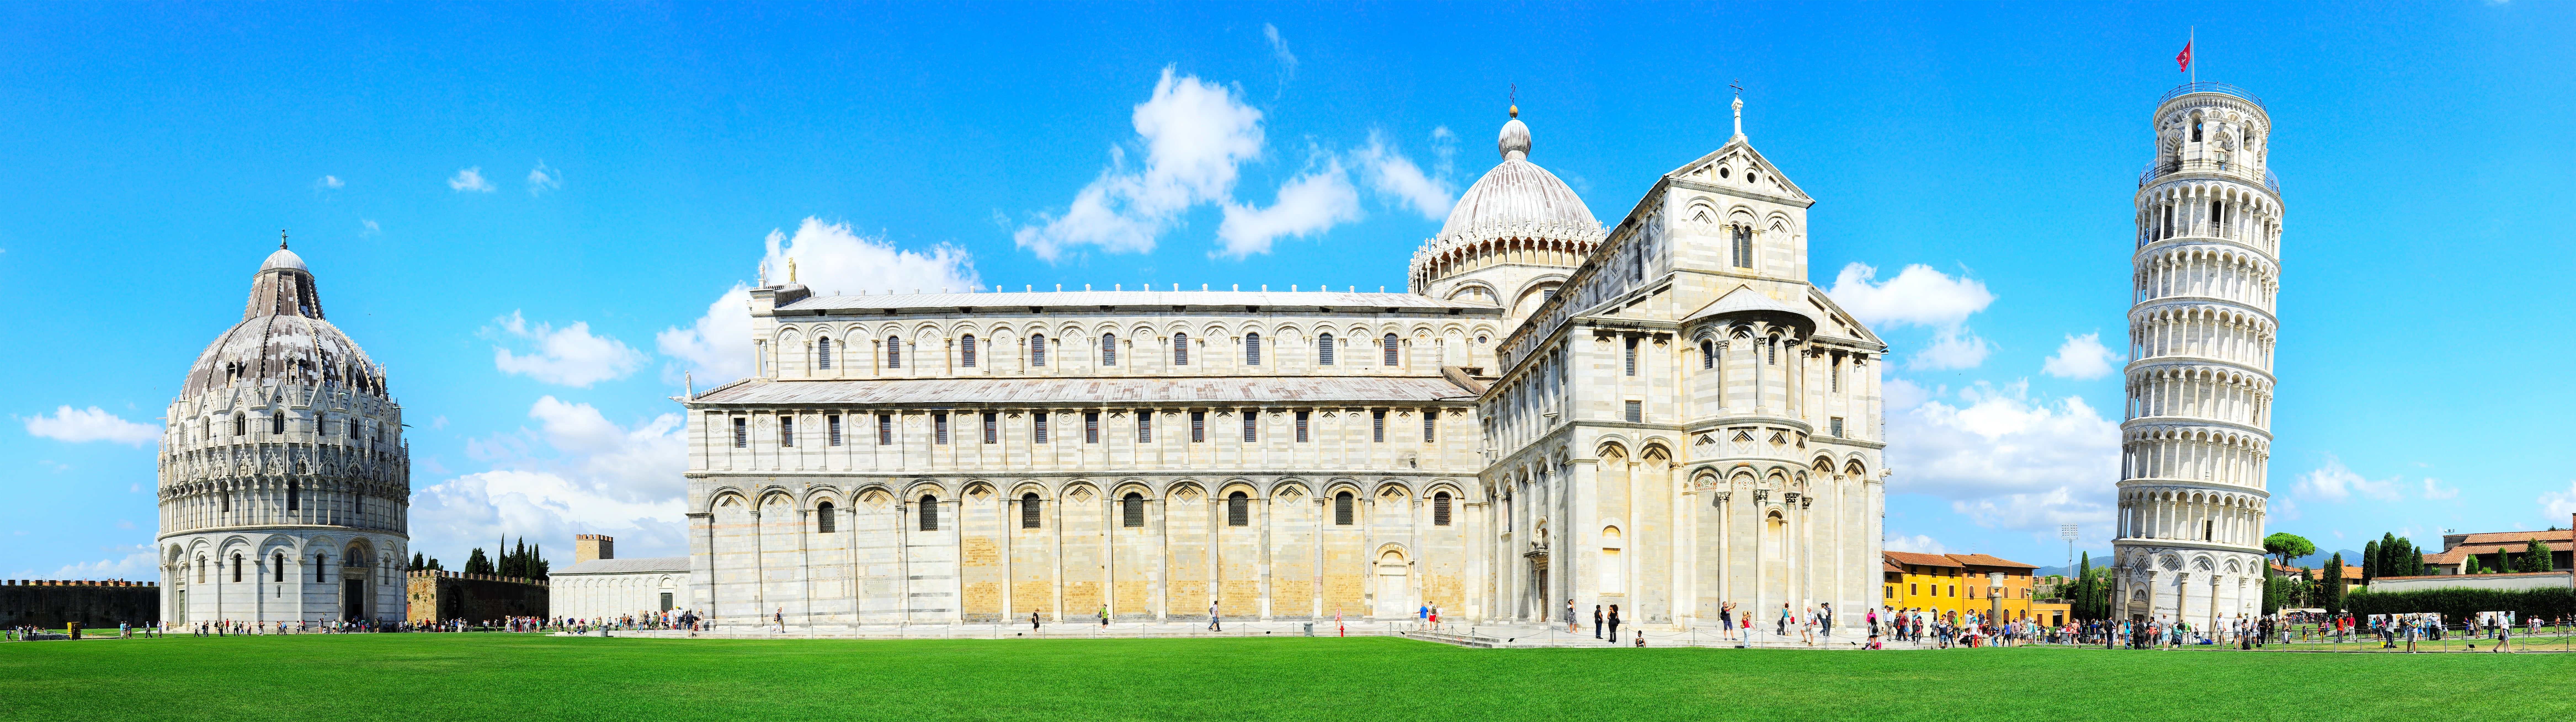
(1593, 605), (1604, 639)
(1416, 603), (1428, 631)
(1606, 605), (1622, 644)
(1208, 600), (1222, 632)
(1777, 603), (1792, 637)
(2495, 619), (2512, 652)
(1565, 599), (1577, 633)
(1098, 604), (1109, 628)
(1031, 610), (1042, 631)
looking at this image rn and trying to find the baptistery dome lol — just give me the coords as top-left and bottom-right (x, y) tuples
(1411, 108), (1606, 326)
(158, 241), (408, 625)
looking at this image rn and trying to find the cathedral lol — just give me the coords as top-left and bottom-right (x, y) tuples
(666, 98), (1893, 632)
(156, 241), (412, 623)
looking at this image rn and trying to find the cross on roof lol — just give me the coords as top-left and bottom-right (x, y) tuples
(279, 229), (289, 249)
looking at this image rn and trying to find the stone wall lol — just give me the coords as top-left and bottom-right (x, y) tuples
(403, 571), (548, 623)
(0, 580), (158, 628)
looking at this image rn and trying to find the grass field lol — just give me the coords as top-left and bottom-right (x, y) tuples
(5, 634), (2570, 721)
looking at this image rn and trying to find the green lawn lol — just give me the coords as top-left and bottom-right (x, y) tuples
(4, 634), (2569, 721)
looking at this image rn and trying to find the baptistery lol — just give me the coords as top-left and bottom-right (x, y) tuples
(158, 241), (409, 623)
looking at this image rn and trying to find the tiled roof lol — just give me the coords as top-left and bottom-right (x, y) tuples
(555, 557), (691, 575)
(2452, 529), (2575, 546)
(777, 290), (1486, 313)
(1945, 553), (2038, 569)
(1883, 551), (1963, 569)
(691, 376), (1481, 406)
(1884, 561), (1904, 574)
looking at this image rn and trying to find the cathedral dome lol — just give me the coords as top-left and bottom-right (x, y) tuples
(180, 249), (387, 399)
(1436, 113), (1600, 241)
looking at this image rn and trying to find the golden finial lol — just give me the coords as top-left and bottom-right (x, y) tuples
(1509, 83), (1518, 118)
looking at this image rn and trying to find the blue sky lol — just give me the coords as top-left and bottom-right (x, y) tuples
(6, 3), (2572, 578)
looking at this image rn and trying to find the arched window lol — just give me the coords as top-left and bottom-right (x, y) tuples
(1100, 333), (1117, 366)
(1228, 491), (1249, 527)
(1383, 334), (1399, 366)
(271, 412), (285, 435)
(220, 492), (231, 513)
(1334, 491), (1354, 526)
(273, 552), (285, 582)
(1030, 334), (1047, 367)
(234, 413), (245, 436)
(286, 480), (299, 511)
(918, 495), (940, 531)
(1434, 491), (1453, 526)
(816, 501), (837, 533)
(1244, 332), (1262, 365)
(1122, 492), (1145, 527)
(817, 336), (833, 369)
(1021, 493), (1042, 529)
(1732, 225), (1753, 268)
(316, 553), (329, 582)
(1318, 333), (1336, 365)
(1624, 336), (1638, 376)
(1767, 337), (1779, 365)
(232, 553), (243, 583)
(887, 338), (903, 368)
(1701, 340), (1715, 369)
(197, 556), (207, 583)
(1172, 332), (1188, 366)
(961, 335), (977, 367)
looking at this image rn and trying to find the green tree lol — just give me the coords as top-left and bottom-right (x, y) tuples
(2362, 540), (2380, 582)
(2520, 539), (2554, 573)
(2466, 555), (2485, 575)
(2320, 553), (2346, 611)
(2265, 532), (2316, 569)
(465, 547), (493, 574)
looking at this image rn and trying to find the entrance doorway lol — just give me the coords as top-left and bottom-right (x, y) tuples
(342, 579), (364, 620)
(1529, 556), (1550, 620)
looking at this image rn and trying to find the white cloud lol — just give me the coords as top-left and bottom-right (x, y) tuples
(2421, 478), (2459, 500)
(448, 167), (496, 192)
(2538, 481), (2576, 518)
(527, 161), (562, 196)
(1886, 534), (1947, 555)
(48, 544), (156, 580)
(1216, 159), (1361, 257)
(2042, 332), (2121, 380)
(658, 218), (977, 383)
(2293, 456), (2402, 502)
(315, 175), (344, 190)
(1885, 379), (2123, 530)
(22, 406), (157, 446)
(1827, 263), (1994, 329)
(1262, 23), (1297, 85)
(1013, 67), (1265, 261)
(408, 397), (690, 560)
(1913, 330), (1992, 371)
(1828, 263), (1996, 371)
(1354, 132), (1454, 220)
(361, 219), (382, 237)
(490, 311), (646, 387)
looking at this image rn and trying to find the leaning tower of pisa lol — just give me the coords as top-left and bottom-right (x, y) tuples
(2112, 83), (2281, 626)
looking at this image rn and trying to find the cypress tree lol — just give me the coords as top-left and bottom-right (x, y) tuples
(2321, 553), (2346, 611)
(2362, 540), (2380, 582)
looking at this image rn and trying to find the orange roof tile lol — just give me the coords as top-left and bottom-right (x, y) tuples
(1883, 551), (1963, 568)
(1945, 553), (2038, 569)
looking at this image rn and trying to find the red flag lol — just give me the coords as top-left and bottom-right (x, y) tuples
(2176, 42), (2192, 73)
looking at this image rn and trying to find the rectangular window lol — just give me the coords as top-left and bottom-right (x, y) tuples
(1732, 225), (1753, 268)
(1021, 496), (1042, 529)
(1910, 584), (1918, 596)
(1245, 335), (1261, 365)
(1242, 412), (1257, 442)
(933, 413), (949, 445)
(1101, 335), (1117, 366)
(780, 416), (795, 447)
(1228, 494), (1249, 526)
(1831, 357), (1842, 392)
(818, 507), (836, 533)
(1885, 586), (1895, 600)
(962, 335), (977, 367)
(982, 412), (998, 444)
(1624, 400), (1643, 423)
(828, 415), (843, 446)
(1423, 411), (1436, 443)
(1084, 412), (1099, 443)
(1371, 409), (1385, 443)
(1137, 414), (1151, 443)
(1031, 336), (1047, 367)
(878, 414), (893, 445)
(1295, 411), (1309, 442)
(1122, 495), (1144, 527)
(1190, 411), (1205, 442)
(1034, 412), (1050, 443)
(1624, 336), (1637, 376)
(887, 340), (901, 368)
(1829, 417), (1845, 437)
(1433, 493), (1451, 526)
(733, 417), (747, 448)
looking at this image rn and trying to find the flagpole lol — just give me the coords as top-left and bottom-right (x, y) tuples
(2190, 26), (2196, 85)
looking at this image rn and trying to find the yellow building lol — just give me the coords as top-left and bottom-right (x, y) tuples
(1881, 552), (2045, 622)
